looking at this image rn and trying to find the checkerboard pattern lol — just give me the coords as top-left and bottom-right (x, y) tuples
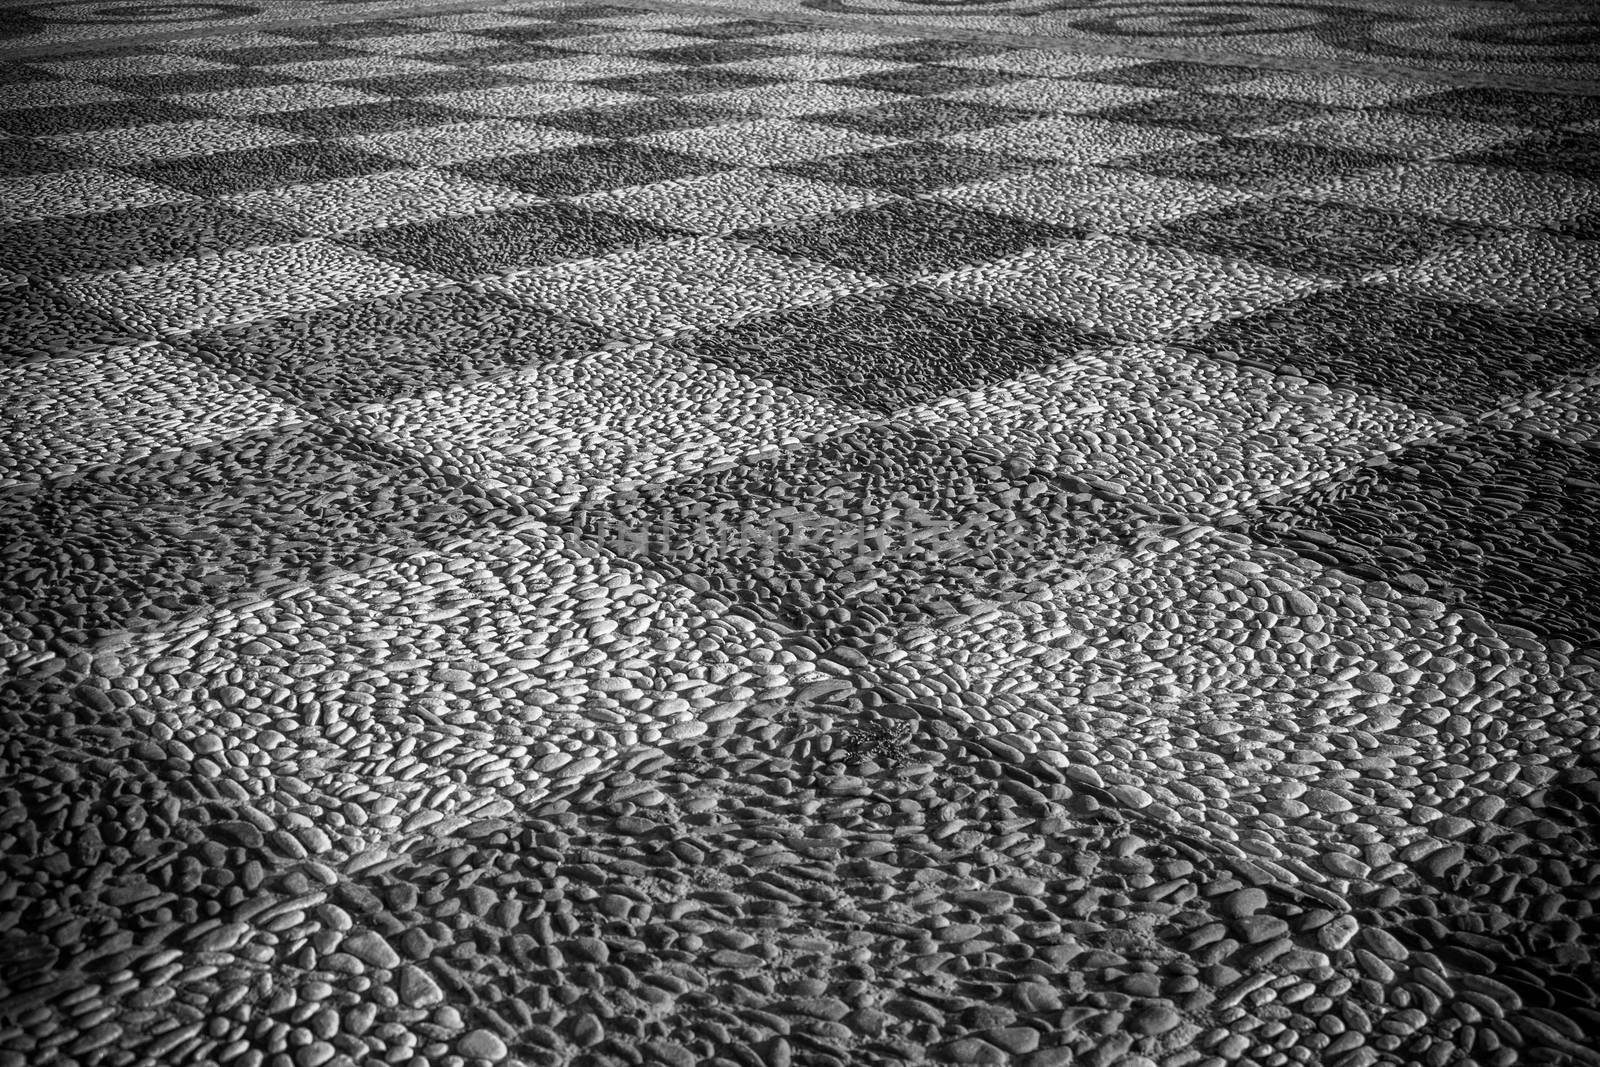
(4, 5), (1600, 1065)
(3, 4), (1597, 652)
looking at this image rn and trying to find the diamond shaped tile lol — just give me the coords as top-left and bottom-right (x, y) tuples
(589, 66), (780, 96)
(897, 341), (1451, 520)
(130, 140), (399, 195)
(1252, 111), (1534, 160)
(1132, 196), (1483, 278)
(534, 96), (733, 137)
(671, 282), (1101, 412)
(0, 283), (138, 364)
(777, 140), (1034, 194)
(1236, 427), (1600, 647)
(633, 117), (895, 167)
(1206, 71), (1438, 109)
(690, 81), (900, 119)
(816, 97), (1041, 139)
(946, 76), (1166, 114)
(0, 98), (203, 137)
(1383, 87), (1600, 129)
(57, 240), (446, 335)
(1074, 60), (1260, 91)
(252, 98), (471, 137)
(658, 18), (802, 40)
(0, 422), (512, 642)
(334, 343), (865, 512)
(340, 66), (535, 98)
(1449, 129), (1600, 180)
(0, 167), (191, 223)
(174, 80), (381, 116)
(939, 113), (1213, 164)
(489, 235), (882, 339)
(424, 81), (645, 117)
(578, 167), (892, 234)
(733, 196), (1080, 279)
(634, 40), (791, 67)
(1305, 162), (1600, 227)
(1375, 231), (1600, 319)
(339, 201), (677, 278)
(452, 139), (727, 195)
(350, 116), (595, 165)
(827, 63), (1020, 97)
(1088, 92), (1328, 136)
(1, 201), (299, 277)
(105, 67), (298, 96)
(172, 287), (608, 407)
(0, 342), (302, 488)
(0, 137), (85, 177)
(928, 162), (1255, 232)
(929, 235), (1326, 342)
(1107, 135), (1396, 191)
(225, 166), (542, 237)
(1190, 283), (1600, 419)
(43, 117), (301, 165)
(557, 418), (1150, 647)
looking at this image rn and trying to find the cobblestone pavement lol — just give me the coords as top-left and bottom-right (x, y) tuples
(2, 2), (1599, 1067)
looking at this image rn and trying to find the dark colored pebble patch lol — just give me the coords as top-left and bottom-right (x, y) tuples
(170, 287), (610, 408)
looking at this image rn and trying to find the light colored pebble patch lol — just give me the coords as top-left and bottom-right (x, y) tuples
(635, 117), (898, 166)
(578, 168), (897, 234)
(940, 113), (1216, 164)
(422, 82), (648, 117)
(943, 49), (1143, 77)
(338, 31), (495, 55)
(30, 52), (231, 79)
(1207, 71), (1444, 108)
(712, 54), (919, 82)
(399, 11), (550, 31)
(878, 528), (1596, 871)
(336, 343), (868, 507)
(223, 166), (543, 236)
(0, 342), (304, 487)
(487, 53), (682, 82)
(0, 79), (133, 111)
(693, 81), (904, 118)
(350, 117), (596, 165)
(1483, 373), (1600, 445)
(259, 55), (458, 83)
(542, 30), (714, 54)
(46, 118), (301, 165)
(1303, 162), (1600, 227)
(744, 29), (904, 53)
(1374, 231), (1600, 320)
(582, 11), (729, 29)
(164, 31), (301, 52)
(0, 168), (192, 224)
(177, 81), (384, 116)
(898, 342), (1454, 517)
(103, 524), (812, 820)
(945, 77), (1170, 114)
(58, 239), (446, 335)
(925, 235), (1328, 340)
(928, 162), (1256, 232)
(492, 235), (884, 339)
(1254, 111), (1537, 159)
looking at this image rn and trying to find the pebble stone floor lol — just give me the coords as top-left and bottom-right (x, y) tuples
(3, 2), (1600, 1067)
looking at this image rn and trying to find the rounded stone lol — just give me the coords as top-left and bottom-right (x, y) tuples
(458, 1029), (507, 1062)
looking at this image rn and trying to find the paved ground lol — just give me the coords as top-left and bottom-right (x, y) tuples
(2, 2), (1599, 1067)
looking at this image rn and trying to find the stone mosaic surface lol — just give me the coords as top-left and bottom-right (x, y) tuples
(1, 0), (1599, 80)
(2, 3), (1600, 1067)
